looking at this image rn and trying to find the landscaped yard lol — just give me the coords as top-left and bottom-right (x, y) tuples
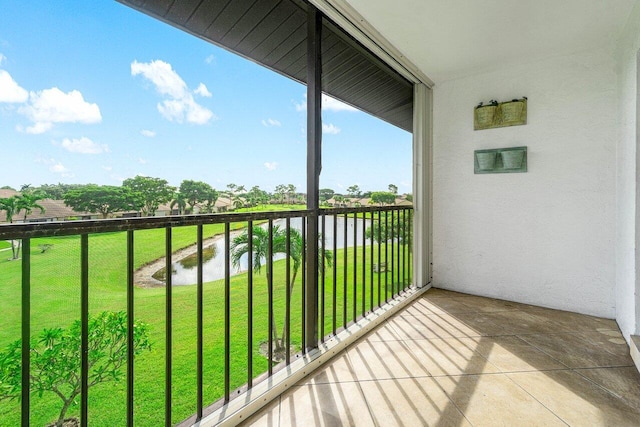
(0, 216), (410, 426)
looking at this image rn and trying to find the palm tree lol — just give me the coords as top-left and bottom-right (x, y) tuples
(17, 192), (46, 222)
(0, 193), (45, 259)
(13, 192), (46, 259)
(170, 193), (187, 215)
(0, 196), (19, 259)
(230, 225), (332, 355)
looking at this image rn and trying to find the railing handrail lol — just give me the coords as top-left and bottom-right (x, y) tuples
(0, 205), (413, 240)
(0, 209), (312, 239)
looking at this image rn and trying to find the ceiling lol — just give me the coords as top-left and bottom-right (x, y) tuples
(118, 0), (414, 131)
(343, 0), (638, 83)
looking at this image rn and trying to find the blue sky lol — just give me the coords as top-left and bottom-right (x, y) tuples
(0, 1), (412, 194)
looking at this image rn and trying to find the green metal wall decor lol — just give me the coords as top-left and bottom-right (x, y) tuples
(475, 146), (527, 174)
(474, 97), (527, 130)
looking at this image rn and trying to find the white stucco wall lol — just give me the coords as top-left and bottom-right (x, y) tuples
(616, 2), (640, 341)
(432, 48), (617, 318)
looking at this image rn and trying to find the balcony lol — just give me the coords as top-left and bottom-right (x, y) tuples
(243, 289), (640, 426)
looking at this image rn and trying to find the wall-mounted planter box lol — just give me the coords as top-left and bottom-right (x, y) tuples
(476, 151), (497, 171)
(475, 146), (527, 174)
(474, 98), (527, 130)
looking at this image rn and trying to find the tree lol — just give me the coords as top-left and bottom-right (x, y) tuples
(64, 185), (141, 219)
(0, 196), (20, 259)
(170, 192), (187, 215)
(286, 184), (296, 204)
(179, 180), (214, 213)
(17, 190), (46, 222)
(346, 185), (361, 198)
(388, 184), (398, 195)
(232, 196), (245, 210)
(370, 191), (396, 206)
(122, 176), (175, 216)
(34, 183), (85, 200)
(0, 311), (151, 427)
(274, 184), (287, 204)
(200, 188), (219, 214)
(365, 212), (413, 246)
(230, 226), (332, 355)
(319, 188), (335, 202)
(11, 191), (46, 259)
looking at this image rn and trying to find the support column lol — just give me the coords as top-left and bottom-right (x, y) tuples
(305, 5), (322, 351)
(412, 83), (433, 287)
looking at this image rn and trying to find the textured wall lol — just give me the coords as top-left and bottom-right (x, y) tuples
(615, 1), (640, 341)
(432, 48), (617, 318)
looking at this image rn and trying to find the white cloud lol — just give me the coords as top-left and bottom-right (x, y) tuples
(194, 83), (212, 97)
(140, 129), (156, 137)
(261, 118), (281, 127)
(18, 87), (101, 134)
(264, 162), (278, 171)
(294, 93), (358, 113)
(102, 165), (113, 171)
(131, 59), (187, 98)
(50, 162), (67, 173)
(131, 59), (215, 125)
(0, 70), (28, 103)
(49, 162), (73, 177)
(205, 54), (215, 64)
(138, 158), (147, 164)
(0, 53), (5, 65)
(322, 123), (341, 135)
(60, 136), (109, 154)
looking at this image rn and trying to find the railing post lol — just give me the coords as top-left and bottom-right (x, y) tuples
(305, 4), (322, 351)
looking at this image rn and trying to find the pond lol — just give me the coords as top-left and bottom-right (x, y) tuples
(156, 216), (371, 285)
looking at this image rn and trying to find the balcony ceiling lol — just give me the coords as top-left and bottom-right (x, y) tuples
(343, 0), (638, 83)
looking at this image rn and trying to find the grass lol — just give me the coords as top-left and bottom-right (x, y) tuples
(0, 240), (10, 250)
(0, 213), (411, 426)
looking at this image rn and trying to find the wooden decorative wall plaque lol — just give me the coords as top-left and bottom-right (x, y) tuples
(474, 98), (527, 130)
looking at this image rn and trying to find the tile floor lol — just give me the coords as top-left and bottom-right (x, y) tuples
(242, 288), (640, 426)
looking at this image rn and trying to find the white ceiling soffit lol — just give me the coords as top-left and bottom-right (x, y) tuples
(340, 0), (637, 83)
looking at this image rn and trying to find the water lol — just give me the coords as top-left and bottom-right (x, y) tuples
(165, 216), (371, 285)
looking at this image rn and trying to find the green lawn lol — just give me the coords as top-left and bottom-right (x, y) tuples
(0, 240), (11, 250)
(0, 217), (411, 426)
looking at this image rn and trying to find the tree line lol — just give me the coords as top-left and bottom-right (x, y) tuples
(1, 178), (409, 224)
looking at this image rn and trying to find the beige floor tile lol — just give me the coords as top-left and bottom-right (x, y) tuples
(576, 330), (632, 357)
(421, 297), (479, 313)
(296, 353), (359, 385)
(278, 382), (374, 426)
(576, 367), (640, 410)
(405, 338), (501, 376)
(388, 313), (484, 340)
(359, 377), (471, 427)
(448, 312), (509, 336)
(399, 298), (453, 316)
(362, 321), (402, 342)
(422, 288), (471, 299)
(508, 370), (640, 426)
(434, 373), (565, 426)
(458, 336), (568, 372)
(449, 295), (522, 313)
(483, 310), (571, 336)
(347, 339), (430, 380)
(241, 396), (280, 427)
(518, 332), (634, 368)
(522, 306), (619, 334)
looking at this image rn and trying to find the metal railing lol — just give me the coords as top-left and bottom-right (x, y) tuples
(0, 205), (412, 426)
